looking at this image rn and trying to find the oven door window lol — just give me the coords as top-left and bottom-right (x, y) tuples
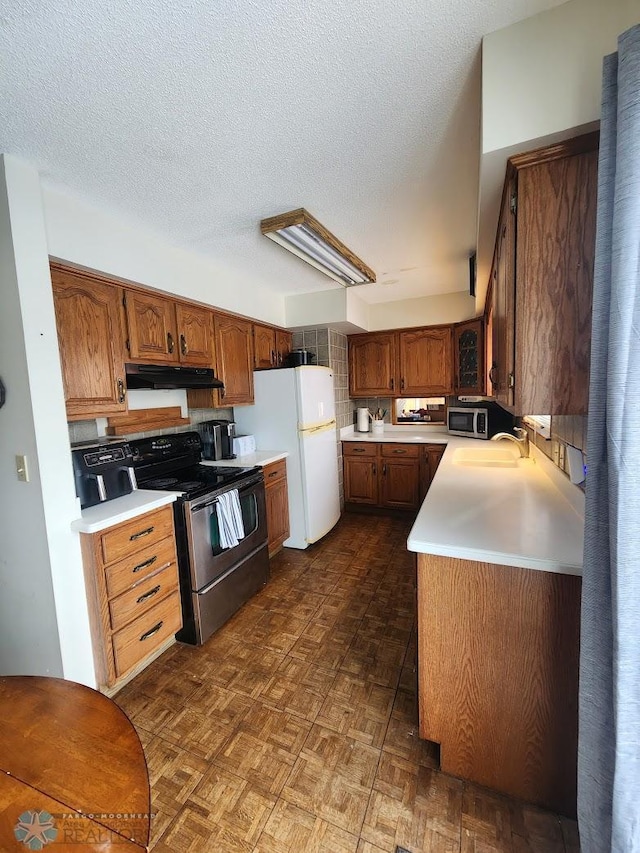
(208, 490), (259, 555)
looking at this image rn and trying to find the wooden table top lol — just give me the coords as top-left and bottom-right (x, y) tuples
(0, 676), (150, 851)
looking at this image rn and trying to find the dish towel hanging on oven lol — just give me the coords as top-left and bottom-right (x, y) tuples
(216, 489), (245, 549)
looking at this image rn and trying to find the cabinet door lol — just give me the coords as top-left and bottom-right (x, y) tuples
(275, 330), (292, 368)
(398, 327), (453, 396)
(348, 333), (397, 397)
(419, 444), (445, 502)
(175, 302), (214, 366)
(265, 477), (290, 556)
(454, 319), (484, 396)
(253, 324), (276, 369)
(125, 291), (178, 363)
(51, 267), (128, 419)
(343, 456), (378, 504)
(380, 458), (420, 510)
(491, 177), (516, 407)
(515, 148), (597, 415)
(215, 314), (254, 405)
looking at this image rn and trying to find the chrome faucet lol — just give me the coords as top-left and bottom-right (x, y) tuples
(491, 427), (530, 458)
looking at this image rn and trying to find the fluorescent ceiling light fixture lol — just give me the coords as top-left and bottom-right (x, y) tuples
(260, 208), (376, 287)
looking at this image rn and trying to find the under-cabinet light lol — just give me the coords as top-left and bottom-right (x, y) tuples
(260, 208), (376, 286)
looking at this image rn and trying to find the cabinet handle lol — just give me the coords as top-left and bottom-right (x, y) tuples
(130, 526), (154, 541)
(390, 378), (394, 391)
(137, 584), (161, 605)
(116, 378), (126, 404)
(220, 386), (225, 399)
(268, 470), (279, 478)
(353, 448), (366, 453)
(167, 332), (175, 354)
(132, 555), (157, 574)
(393, 449), (407, 454)
(400, 377), (405, 391)
(277, 351), (283, 366)
(139, 621), (163, 642)
(372, 463), (377, 475)
(508, 372), (515, 388)
(489, 365), (498, 388)
(383, 464), (387, 475)
(271, 350), (276, 366)
(180, 334), (188, 356)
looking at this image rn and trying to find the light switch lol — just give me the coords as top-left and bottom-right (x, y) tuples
(16, 454), (29, 482)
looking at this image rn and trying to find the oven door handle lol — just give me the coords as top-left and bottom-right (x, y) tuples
(189, 479), (262, 513)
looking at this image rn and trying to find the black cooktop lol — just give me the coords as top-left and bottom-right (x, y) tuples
(138, 464), (259, 500)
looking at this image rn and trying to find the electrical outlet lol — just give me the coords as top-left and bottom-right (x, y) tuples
(16, 454), (29, 482)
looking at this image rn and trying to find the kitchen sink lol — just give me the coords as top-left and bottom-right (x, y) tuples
(452, 447), (526, 468)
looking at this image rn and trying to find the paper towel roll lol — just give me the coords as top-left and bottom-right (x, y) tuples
(356, 408), (371, 432)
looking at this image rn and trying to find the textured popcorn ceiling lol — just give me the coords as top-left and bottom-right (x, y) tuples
(0, 0), (565, 304)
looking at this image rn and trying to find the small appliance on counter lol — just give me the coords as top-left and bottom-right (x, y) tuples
(356, 407), (371, 433)
(71, 440), (137, 508)
(196, 419), (237, 460)
(233, 434), (256, 457)
(447, 403), (515, 439)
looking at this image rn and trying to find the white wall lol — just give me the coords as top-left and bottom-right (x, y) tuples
(43, 185), (286, 326)
(0, 155), (94, 683)
(482, 0), (639, 155)
(367, 291), (477, 330)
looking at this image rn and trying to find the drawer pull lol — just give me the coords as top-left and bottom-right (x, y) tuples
(393, 449), (407, 454)
(353, 448), (366, 453)
(268, 470), (279, 478)
(130, 526), (154, 541)
(140, 621), (163, 642)
(132, 555), (157, 574)
(136, 585), (161, 605)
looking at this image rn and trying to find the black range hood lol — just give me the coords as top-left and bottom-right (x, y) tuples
(125, 363), (224, 390)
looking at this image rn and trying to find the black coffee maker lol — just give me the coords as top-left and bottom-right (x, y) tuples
(71, 440), (138, 509)
(197, 419), (237, 460)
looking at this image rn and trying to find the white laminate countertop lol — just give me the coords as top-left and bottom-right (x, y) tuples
(71, 490), (177, 534)
(341, 425), (448, 444)
(201, 451), (289, 468)
(407, 436), (585, 576)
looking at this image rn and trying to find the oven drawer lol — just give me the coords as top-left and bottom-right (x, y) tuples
(109, 562), (179, 633)
(104, 535), (177, 599)
(100, 505), (175, 566)
(112, 591), (182, 678)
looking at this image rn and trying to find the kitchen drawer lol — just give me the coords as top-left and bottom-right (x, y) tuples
(100, 505), (175, 566)
(381, 443), (420, 459)
(112, 590), (182, 678)
(109, 562), (179, 633)
(263, 458), (287, 485)
(343, 442), (377, 457)
(104, 535), (177, 599)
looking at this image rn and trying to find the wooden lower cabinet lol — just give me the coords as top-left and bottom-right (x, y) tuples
(80, 505), (182, 690)
(417, 553), (581, 816)
(419, 444), (445, 502)
(343, 442), (422, 510)
(263, 459), (290, 556)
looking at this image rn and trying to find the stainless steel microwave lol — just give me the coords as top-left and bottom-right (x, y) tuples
(447, 406), (514, 439)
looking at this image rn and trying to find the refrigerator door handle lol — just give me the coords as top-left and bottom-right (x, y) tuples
(299, 419), (337, 436)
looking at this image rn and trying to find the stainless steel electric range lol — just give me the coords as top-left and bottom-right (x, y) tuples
(130, 431), (269, 645)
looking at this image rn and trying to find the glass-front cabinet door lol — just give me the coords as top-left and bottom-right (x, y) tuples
(454, 319), (484, 396)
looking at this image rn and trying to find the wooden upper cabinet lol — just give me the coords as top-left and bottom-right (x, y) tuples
(398, 326), (453, 396)
(125, 291), (178, 364)
(215, 314), (254, 406)
(124, 293), (214, 367)
(349, 332), (397, 397)
(175, 302), (214, 366)
(51, 265), (128, 420)
(253, 324), (276, 369)
(491, 132), (598, 415)
(454, 319), (485, 396)
(275, 330), (292, 367)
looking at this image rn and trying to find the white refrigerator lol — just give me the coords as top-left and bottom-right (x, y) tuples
(234, 366), (340, 549)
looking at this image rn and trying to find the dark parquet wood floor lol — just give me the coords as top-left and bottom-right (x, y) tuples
(115, 513), (580, 853)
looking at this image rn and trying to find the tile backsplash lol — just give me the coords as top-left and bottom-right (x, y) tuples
(523, 414), (587, 486)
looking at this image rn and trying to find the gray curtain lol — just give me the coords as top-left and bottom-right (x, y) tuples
(578, 23), (640, 853)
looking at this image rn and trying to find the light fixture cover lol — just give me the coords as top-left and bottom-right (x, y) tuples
(260, 208), (376, 287)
